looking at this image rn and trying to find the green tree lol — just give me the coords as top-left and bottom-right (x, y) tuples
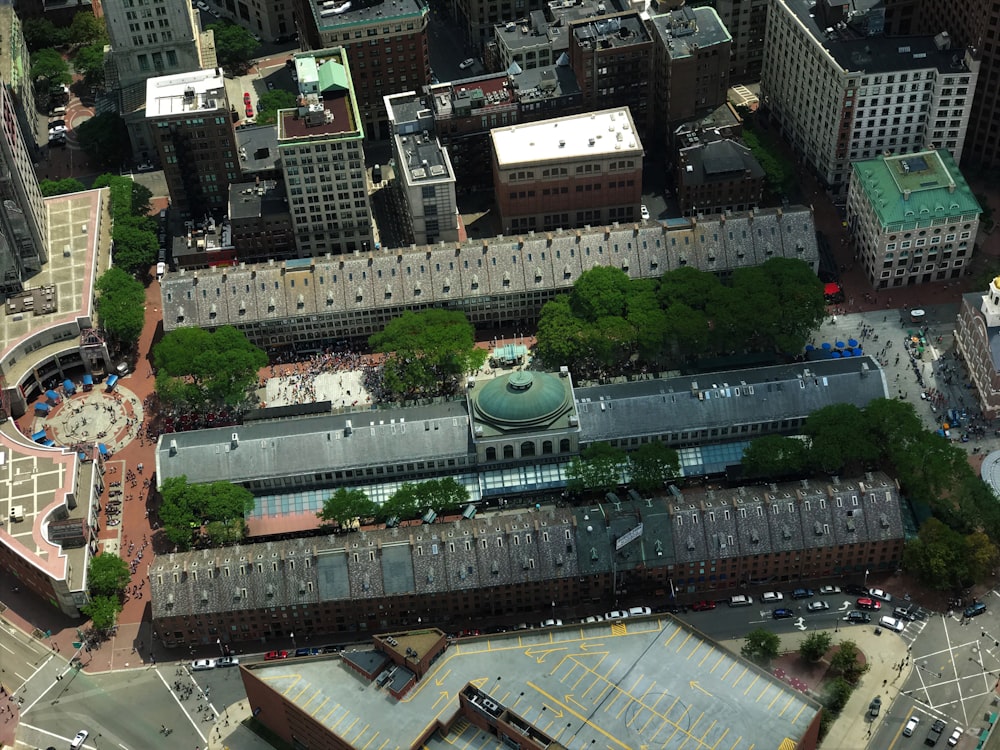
(741, 435), (810, 479)
(159, 476), (203, 549)
(23, 18), (69, 52)
(964, 531), (999, 583)
(420, 477), (470, 513)
(131, 181), (153, 217)
(370, 309), (486, 398)
(255, 89), (297, 125)
(207, 21), (260, 73)
(864, 398), (924, 462)
(87, 552), (130, 597)
(824, 677), (854, 714)
(205, 518), (248, 546)
(799, 631), (832, 663)
(744, 258), (826, 353)
(830, 640), (868, 684)
(658, 266), (724, 311)
(81, 594), (121, 632)
(565, 442), (627, 494)
(626, 280), (669, 360)
(96, 267), (146, 349)
(903, 518), (972, 589)
(112, 219), (158, 276)
(380, 483), (424, 522)
(77, 112), (129, 168)
(31, 48), (72, 85)
(535, 295), (591, 367)
(318, 488), (377, 527)
(154, 326), (268, 409)
(804, 403), (879, 473)
(201, 481), (255, 522)
(740, 628), (780, 666)
(68, 11), (107, 46)
(628, 442), (679, 494)
(569, 266), (632, 321)
(39, 177), (86, 197)
(73, 42), (107, 87)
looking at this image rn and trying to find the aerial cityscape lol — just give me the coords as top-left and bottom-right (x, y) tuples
(4, 0), (1000, 748)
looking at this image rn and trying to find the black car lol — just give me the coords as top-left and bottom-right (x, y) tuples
(844, 583), (869, 596)
(294, 647), (320, 656)
(792, 588), (814, 599)
(847, 610), (871, 623)
(772, 608), (794, 619)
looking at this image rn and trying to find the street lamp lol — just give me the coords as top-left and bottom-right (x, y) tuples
(290, 631), (296, 649)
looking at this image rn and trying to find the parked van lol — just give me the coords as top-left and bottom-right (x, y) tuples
(729, 594), (753, 607)
(49, 106), (67, 117)
(964, 602), (987, 618)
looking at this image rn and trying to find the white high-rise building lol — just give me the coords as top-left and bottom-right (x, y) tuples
(761, 0), (979, 194)
(278, 50), (374, 256)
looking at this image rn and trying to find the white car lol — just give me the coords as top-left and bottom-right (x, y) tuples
(948, 727), (964, 746)
(628, 606), (652, 616)
(807, 600), (830, 611)
(761, 591), (783, 602)
(605, 610), (630, 620)
(195, 0), (209, 10)
(640, 204), (650, 220)
(818, 585), (841, 595)
(459, 58), (476, 70)
(48, 124), (67, 136)
(216, 655), (240, 667)
(583, 615), (604, 623)
(903, 716), (920, 737)
(869, 588), (893, 602)
(878, 615), (905, 632)
(539, 618), (563, 627)
(70, 730), (89, 750)
(191, 658), (217, 670)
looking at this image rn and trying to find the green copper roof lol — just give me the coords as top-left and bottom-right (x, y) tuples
(473, 371), (572, 430)
(318, 59), (349, 93)
(851, 149), (980, 227)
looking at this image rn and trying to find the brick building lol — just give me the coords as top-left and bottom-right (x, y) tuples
(676, 138), (765, 216)
(228, 179), (295, 262)
(491, 107), (643, 232)
(956, 277), (1000, 419)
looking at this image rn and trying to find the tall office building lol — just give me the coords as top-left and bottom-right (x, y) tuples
(0, 3), (47, 297)
(761, 0), (979, 195)
(146, 69), (241, 215)
(293, 0), (429, 140)
(278, 49), (374, 256)
(103, 0), (211, 161)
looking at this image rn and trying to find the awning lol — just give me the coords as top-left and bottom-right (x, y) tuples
(31, 430), (47, 442)
(82, 374), (93, 386)
(98, 443), (108, 456)
(63, 379), (75, 393)
(45, 390), (61, 402)
(105, 375), (119, 390)
(34, 402), (50, 413)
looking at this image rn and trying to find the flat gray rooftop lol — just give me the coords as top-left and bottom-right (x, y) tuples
(249, 618), (819, 749)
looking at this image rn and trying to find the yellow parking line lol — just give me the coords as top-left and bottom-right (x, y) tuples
(699, 648), (715, 667)
(722, 662), (737, 679)
(710, 652), (727, 673)
(663, 629), (681, 648)
(675, 633), (694, 653)
(744, 675), (760, 695)
(302, 688), (321, 707)
(687, 642), (703, 661)
(604, 689), (623, 713)
(361, 731), (380, 750)
(640, 712), (657, 733)
(571, 671), (588, 690)
(712, 727), (730, 749)
(778, 694), (796, 717)
(756, 684), (773, 702)
(732, 666), (749, 686)
(728, 735), (742, 750)
(311, 696), (330, 717)
(768, 689), (783, 709)
(700, 719), (717, 741)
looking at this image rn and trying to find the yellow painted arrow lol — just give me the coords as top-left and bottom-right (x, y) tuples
(564, 694), (588, 711)
(525, 646), (566, 662)
(543, 703), (564, 718)
(470, 677), (489, 689)
(432, 690), (451, 710)
(579, 642), (605, 651)
(434, 669), (452, 686)
(689, 680), (712, 697)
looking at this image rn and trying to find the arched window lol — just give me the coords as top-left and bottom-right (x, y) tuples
(521, 441), (535, 457)
(559, 438), (571, 453)
(542, 440), (553, 455)
(503, 445), (515, 459)
(486, 447), (497, 461)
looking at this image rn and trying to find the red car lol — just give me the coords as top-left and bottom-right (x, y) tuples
(243, 91), (251, 105)
(264, 650), (289, 660)
(856, 597), (881, 610)
(245, 102), (254, 118)
(690, 600), (717, 612)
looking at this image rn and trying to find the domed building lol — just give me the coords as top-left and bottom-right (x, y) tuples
(467, 368), (580, 463)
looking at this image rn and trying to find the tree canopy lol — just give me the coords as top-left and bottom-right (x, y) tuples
(318, 488), (377, 528)
(31, 48), (71, 85)
(68, 11), (107, 47)
(369, 309), (487, 399)
(23, 18), (69, 52)
(627, 442), (679, 494)
(112, 217), (159, 276)
(740, 628), (780, 666)
(153, 326), (268, 410)
(87, 552), (130, 597)
(380, 478), (470, 522)
(829, 640), (868, 684)
(902, 518), (998, 590)
(255, 89), (297, 125)
(535, 259), (825, 374)
(159, 476), (255, 550)
(74, 42), (107, 87)
(565, 442), (627, 494)
(39, 177), (86, 197)
(82, 594), (121, 632)
(799, 631), (832, 663)
(77, 112), (129, 168)
(206, 21), (260, 73)
(96, 269), (146, 349)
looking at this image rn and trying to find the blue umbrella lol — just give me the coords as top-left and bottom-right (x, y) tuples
(831, 351), (842, 358)
(835, 340), (846, 348)
(821, 342), (832, 351)
(853, 347), (863, 357)
(805, 344), (815, 351)
(848, 338), (859, 348)
(842, 349), (853, 357)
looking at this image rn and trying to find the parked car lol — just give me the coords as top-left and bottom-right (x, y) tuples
(964, 602), (987, 618)
(869, 588), (893, 602)
(879, 615), (905, 632)
(70, 730), (89, 750)
(857, 597), (881, 610)
(869, 696), (881, 717)
(807, 600), (830, 612)
(216, 656), (240, 667)
(245, 102), (254, 118)
(903, 715), (920, 736)
(48, 124), (67, 136)
(927, 719), (946, 746)
(195, 0), (209, 10)
(728, 594), (753, 607)
(761, 591), (783, 602)
(605, 610), (630, 620)
(844, 583), (868, 595)
(640, 204), (650, 220)
(628, 606), (652, 616)
(295, 647), (321, 656)
(690, 600), (716, 612)
(48, 119), (65, 129)
(947, 727), (963, 746)
(772, 608), (794, 619)
(792, 588), (815, 599)
(190, 658), (216, 670)
(264, 650), (289, 660)
(846, 610), (871, 623)
(819, 585), (842, 595)
(539, 618), (563, 627)
(583, 615), (604, 623)
(459, 57), (476, 69)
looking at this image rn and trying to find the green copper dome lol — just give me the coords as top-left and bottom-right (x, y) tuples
(473, 371), (572, 430)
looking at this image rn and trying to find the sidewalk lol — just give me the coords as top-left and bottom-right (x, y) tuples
(720, 625), (910, 749)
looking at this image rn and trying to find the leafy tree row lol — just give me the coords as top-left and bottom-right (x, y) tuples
(92, 174), (158, 277)
(317, 478), (471, 529)
(24, 12), (106, 52)
(564, 441), (680, 495)
(535, 259), (826, 375)
(82, 552), (131, 631)
(159, 476), (256, 550)
(369, 309), (487, 399)
(205, 21), (260, 74)
(96, 268), (146, 350)
(741, 398), (1000, 589)
(153, 326), (268, 411)
(77, 113), (130, 170)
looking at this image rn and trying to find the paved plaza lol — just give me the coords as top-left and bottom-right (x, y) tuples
(261, 369), (371, 409)
(25, 383), (144, 454)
